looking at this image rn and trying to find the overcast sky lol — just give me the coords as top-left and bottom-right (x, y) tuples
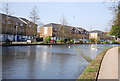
(1, 2), (117, 31)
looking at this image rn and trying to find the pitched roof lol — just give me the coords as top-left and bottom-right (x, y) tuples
(90, 30), (103, 33)
(18, 17), (27, 24)
(0, 13), (36, 25)
(20, 18), (37, 25)
(41, 23), (89, 32)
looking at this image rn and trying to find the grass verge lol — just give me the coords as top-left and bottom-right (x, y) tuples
(76, 46), (116, 81)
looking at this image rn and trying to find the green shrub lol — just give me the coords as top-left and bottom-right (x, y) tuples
(70, 40), (74, 43)
(97, 41), (101, 44)
(112, 41), (119, 44)
(4, 39), (12, 45)
(60, 39), (65, 43)
(66, 41), (70, 43)
(79, 40), (83, 44)
(118, 41), (120, 44)
(56, 40), (60, 42)
(56, 39), (65, 43)
(43, 36), (51, 43)
(102, 41), (109, 44)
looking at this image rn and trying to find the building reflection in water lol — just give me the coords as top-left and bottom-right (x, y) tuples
(36, 45), (52, 72)
(41, 51), (51, 71)
(90, 44), (98, 59)
(26, 46), (36, 79)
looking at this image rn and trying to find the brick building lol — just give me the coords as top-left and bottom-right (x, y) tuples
(89, 30), (110, 40)
(40, 23), (89, 41)
(0, 13), (37, 41)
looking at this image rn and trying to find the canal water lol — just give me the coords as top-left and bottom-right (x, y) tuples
(2, 44), (118, 79)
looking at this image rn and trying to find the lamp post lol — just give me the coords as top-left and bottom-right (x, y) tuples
(16, 26), (18, 43)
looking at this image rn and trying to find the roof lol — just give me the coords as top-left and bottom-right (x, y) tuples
(41, 23), (89, 32)
(0, 13), (37, 25)
(90, 30), (107, 35)
(0, 13), (16, 19)
(20, 17), (37, 25)
(90, 30), (104, 33)
(42, 23), (73, 29)
(18, 17), (27, 24)
(42, 23), (62, 27)
(75, 27), (85, 31)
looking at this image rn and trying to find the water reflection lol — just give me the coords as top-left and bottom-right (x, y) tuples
(2, 44), (119, 79)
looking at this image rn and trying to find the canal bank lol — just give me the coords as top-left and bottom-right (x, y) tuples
(1, 42), (120, 47)
(77, 46), (119, 81)
(1, 43), (65, 46)
(1, 43), (94, 46)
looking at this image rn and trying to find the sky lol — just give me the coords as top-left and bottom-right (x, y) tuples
(1, 2), (117, 32)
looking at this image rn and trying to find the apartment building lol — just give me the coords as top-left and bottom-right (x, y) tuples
(0, 13), (37, 41)
(89, 30), (108, 40)
(40, 23), (89, 41)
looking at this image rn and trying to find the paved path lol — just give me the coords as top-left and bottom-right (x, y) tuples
(98, 46), (119, 80)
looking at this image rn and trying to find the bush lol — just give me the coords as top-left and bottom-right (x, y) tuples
(66, 40), (73, 43)
(36, 38), (43, 42)
(102, 41), (109, 44)
(118, 41), (120, 44)
(43, 36), (51, 43)
(66, 41), (70, 43)
(79, 40), (83, 44)
(60, 39), (65, 43)
(97, 41), (101, 44)
(56, 39), (65, 43)
(56, 40), (60, 43)
(4, 39), (12, 45)
(70, 40), (74, 43)
(112, 41), (119, 44)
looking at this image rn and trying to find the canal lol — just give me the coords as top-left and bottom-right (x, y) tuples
(2, 44), (118, 79)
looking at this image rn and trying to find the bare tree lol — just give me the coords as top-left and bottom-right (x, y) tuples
(2, 3), (13, 40)
(60, 15), (68, 41)
(2, 3), (12, 15)
(60, 15), (68, 26)
(29, 6), (40, 25)
(29, 6), (40, 41)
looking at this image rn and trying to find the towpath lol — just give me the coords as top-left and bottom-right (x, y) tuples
(98, 46), (120, 81)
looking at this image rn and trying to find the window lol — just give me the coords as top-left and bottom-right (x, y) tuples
(8, 21), (11, 24)
(26, 24), (28, 27)
(54, 28), (57, 30)
(20, 29), (24, 33)
(29, 24), (31, 27)
(79, 31), (81, 34)
(20, 23), (23, 26)
(2, 20), (5, 24)
(53, 27), (58, 32)
(44, 27), (48, 34)
(16, 22), (18, 26)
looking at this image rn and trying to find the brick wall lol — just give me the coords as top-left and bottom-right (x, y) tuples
(40, 27), (52, 37)
(1, 13), (37, 37)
